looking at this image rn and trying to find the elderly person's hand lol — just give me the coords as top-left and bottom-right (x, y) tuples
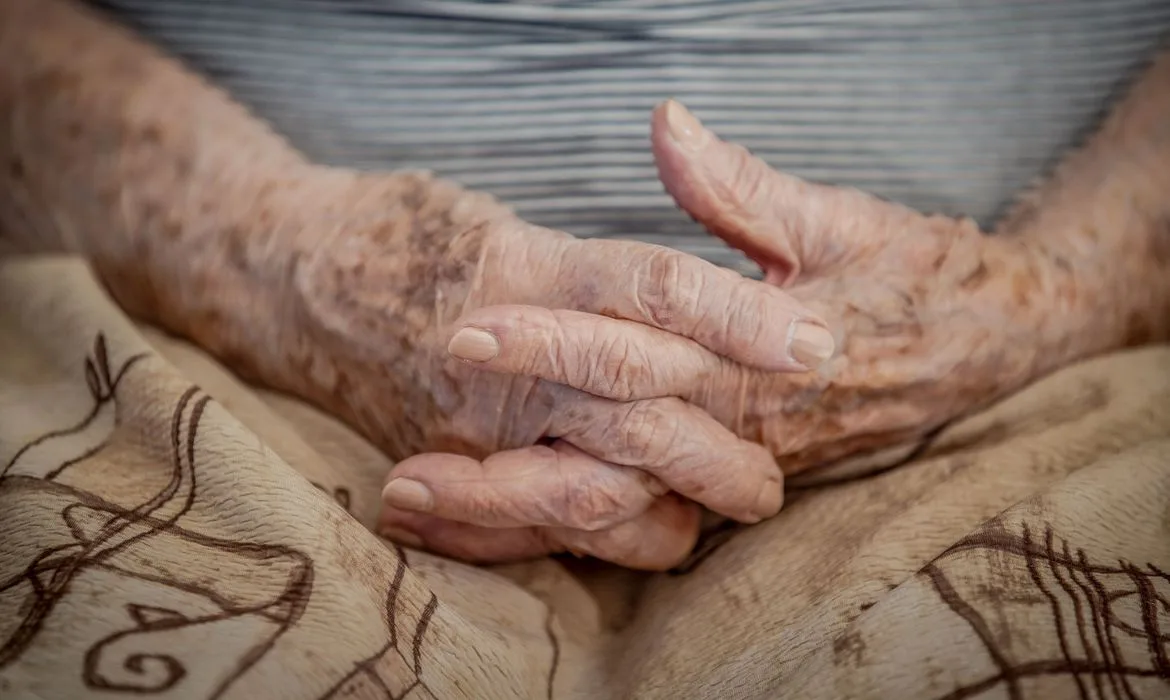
(380, 95), (1170, 567)
(229, 164), (835, 569)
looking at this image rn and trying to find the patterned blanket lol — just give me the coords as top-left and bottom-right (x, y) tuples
(2, 256), (1169, 699)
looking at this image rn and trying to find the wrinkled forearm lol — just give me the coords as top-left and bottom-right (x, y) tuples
(0, 0), (312, 345)
(999, 50), (1170, 369)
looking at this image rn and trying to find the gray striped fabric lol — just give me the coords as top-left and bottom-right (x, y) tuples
(92, 0), (1170, 271)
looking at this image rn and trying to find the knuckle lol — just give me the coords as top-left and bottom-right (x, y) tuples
(543, 314), (584, 382)
(619, 401), (679, 465)
(596, 334), (651, 402)
(724, 444), (779, 511)
(636, 248), (701, 329)
(467, 490), (509, 522)
(746, 440), (781, 475)
(546, 465), (630, 532)
(722, 284), (770, 347)
(565, 486), (629, 531)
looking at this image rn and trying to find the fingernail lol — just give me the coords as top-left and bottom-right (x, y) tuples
(753, 480), (784, 520)
(448, 327), (500, 362)
(788, 321), (835, 369)
(381, 526), (425, 549)
(382, 478), (434, 512)
(663, 100), (708, 151)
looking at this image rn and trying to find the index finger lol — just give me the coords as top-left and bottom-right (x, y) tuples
(557, 238), (836, 372)
(447, 305), (731, 401)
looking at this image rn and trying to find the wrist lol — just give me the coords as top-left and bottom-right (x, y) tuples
(210, 167), (515, 419)
(998, 219), (1170, 382)
(98, 161), (319, 373)
(992, 51), (1170, 366)
(283, 166), (514, 355)
(1018, 154), (1170, 345)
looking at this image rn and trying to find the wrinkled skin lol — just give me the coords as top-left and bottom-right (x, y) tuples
(376, 102), (1071, 567)
(228, 162), (835, 569)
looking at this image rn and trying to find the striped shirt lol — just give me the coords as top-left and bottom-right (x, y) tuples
(92, 0), (1170, 271)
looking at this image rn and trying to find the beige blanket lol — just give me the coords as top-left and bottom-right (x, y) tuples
(2, 256), (1168, 699)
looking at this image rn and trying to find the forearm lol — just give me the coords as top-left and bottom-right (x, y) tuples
(0, 0), (312, 339)
(999, 49), (1170, 368)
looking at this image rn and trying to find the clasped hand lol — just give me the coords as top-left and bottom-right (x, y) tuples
(280, 102), (1022, 570)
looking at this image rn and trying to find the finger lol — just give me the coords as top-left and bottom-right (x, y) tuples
(447, 304), (772, 397)
(556, 237), (836, 372)
(379, 494), (701, 571)
(379, 510), (552, 562)
(549, 394), (785, 523)
(650, 99), (919, 285)
(382, 440), (665, 531)
(551, 494), (701, 570)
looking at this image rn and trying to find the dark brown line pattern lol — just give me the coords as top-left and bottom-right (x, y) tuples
(0, 333), (317, 699)
(413, 594), (439, 676)
(926, 521), (1170, 699)
(316, 547), (434, 699)
(388, 555), (407, 651)
(667, 518), (744, 576)
(544, 605), (560, 700)
(309, 481), (353, 514)
(316, 640), (394, 697)
(85, 389), (206, 565)
(943, 526), (1164, 577)
(0, 337), (160, 667)
(1044, 528), (1091, 699)
(368, 669), (393, 696)
(1081, 549), (1136, 700)
(924, 563), (1022, 700)
(1065, 542), (1113, 700)
(1, 334), (147, 479)
(42, 440), (111, 482)
(1129, 562), (1170, 677)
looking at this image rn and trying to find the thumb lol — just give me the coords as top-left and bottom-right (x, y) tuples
(651, 100), (916, 286)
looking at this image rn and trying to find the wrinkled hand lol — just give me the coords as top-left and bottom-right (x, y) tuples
(256, 164), (832, 569)
(381, 102), (1051, 566)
